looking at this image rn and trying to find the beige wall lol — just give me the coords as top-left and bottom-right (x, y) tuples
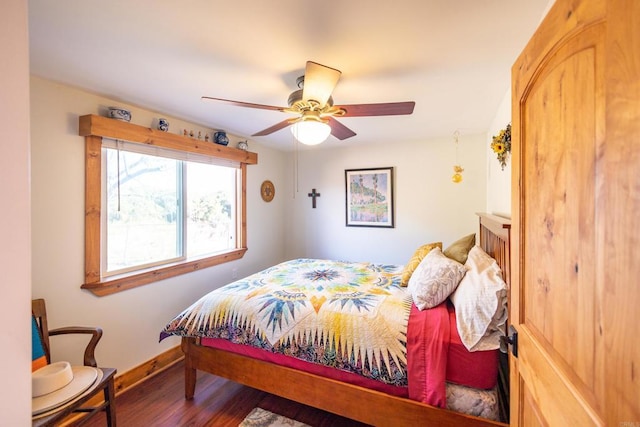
(284, 133), (488, 264)
(486, 90), (512, 216)
(1, 0), (31, 424)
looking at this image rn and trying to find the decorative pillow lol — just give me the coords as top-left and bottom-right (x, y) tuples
(408, 247), (466, 310)
(400, 242), (442, 287)
(443, 233), (476, 264)
(450, 245), (508, 352)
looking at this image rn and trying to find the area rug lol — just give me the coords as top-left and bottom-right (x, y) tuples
(239, 407), (311, 427)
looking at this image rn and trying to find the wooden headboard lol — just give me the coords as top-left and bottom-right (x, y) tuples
(477, 213), (511, 287)
(477, 212), (511, 424)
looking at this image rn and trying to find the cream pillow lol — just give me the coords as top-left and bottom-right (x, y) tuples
(443, 233), (476, 264)
(400, 242), (442, 286)
(408, 247), (466, 310)
(450, 245), (508, 352)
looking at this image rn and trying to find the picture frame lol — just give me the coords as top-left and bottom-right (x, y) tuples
(345, 167), (394, 228)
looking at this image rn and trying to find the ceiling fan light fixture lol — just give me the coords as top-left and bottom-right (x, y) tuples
(203, 61), (414, 143)
(290, 118), (331, 145)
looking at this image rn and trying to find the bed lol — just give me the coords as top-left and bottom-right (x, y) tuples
(161, 213), (510, 427)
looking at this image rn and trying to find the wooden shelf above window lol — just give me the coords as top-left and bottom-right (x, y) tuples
(79, 114), (257, 165)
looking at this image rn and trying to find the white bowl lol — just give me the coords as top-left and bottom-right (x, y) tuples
(108, 107), (131, 122)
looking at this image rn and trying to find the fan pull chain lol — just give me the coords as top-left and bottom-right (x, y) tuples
(293, 130), (299, 197)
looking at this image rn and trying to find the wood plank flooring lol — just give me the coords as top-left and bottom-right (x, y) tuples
(82, 359), (370, 426)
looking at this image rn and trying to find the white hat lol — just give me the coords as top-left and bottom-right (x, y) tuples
(32, 361), (100, 416)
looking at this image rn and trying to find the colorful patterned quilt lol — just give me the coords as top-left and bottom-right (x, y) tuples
(162, 258), (412, 386)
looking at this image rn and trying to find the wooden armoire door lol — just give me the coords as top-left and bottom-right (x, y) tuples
(511, 0), (639, 425)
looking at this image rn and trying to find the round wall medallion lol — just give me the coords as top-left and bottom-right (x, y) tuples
(260, 180), (275, 202)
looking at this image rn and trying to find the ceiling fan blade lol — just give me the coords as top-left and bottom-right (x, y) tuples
(202, 96), (287, 112)
(302, 61), (342, 108)
(251, 119), (294, 137)
(327, 117), (356, 140)
(336, 101), (415, 117)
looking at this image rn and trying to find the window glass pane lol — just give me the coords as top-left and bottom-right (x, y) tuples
(105, 148), (181, 273)
(186, 162), (236, 257)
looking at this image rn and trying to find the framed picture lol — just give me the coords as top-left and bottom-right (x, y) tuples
(345, 167), (394, 228)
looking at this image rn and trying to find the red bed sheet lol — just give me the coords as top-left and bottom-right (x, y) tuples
(407, 300), (498, 408)
(200, 299), (497, 408)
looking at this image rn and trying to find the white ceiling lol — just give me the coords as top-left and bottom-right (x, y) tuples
(28, 0), (549, 151)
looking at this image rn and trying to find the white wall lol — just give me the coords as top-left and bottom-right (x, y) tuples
(1, 1), (31, 424)
(30, 77), (288, 372)
(486, 91), (512, 216)
(284, 134), (487, 265)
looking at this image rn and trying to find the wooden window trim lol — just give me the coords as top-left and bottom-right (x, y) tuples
(79, 114), (258, 297)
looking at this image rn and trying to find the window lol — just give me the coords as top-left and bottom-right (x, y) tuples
(103, 142), (238, 276)
(79, 114), (257, 296)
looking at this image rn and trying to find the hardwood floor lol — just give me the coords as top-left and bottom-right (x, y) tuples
(82, 359), (370, 426)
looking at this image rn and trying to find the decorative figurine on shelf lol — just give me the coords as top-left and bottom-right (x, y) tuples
(108, 107), (131, 122)
(237, 140), (248, 151)
(214, 131), (229, 146)
(197, 131), (202, 140)
(189, 130), (194, 138)
(205, 133), (210, 142)
(183, 129), (188, 136)
(157, 118), (169, 132)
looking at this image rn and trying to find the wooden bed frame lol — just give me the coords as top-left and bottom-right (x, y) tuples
(181, 213), (511, 427)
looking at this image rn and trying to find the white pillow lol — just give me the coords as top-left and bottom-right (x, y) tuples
(450, 245), (508, 351)
(408, 247), (466, 310)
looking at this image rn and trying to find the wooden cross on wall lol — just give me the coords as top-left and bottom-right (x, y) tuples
(307, 189), (321, 208)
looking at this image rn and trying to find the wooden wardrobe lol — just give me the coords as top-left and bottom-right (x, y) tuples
(509, 0), (639, 425)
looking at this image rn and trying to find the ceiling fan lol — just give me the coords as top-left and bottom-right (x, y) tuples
(202, 61), (415, 145)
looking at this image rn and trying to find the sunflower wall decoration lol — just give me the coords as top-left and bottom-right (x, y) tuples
(491, 124), (511, 170)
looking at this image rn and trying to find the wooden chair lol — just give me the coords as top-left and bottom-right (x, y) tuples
(31, 298), (117, 427)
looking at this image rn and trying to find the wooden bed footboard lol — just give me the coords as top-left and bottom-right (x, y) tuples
(181, 337), (505, 427)
(180, 213), (511, 427)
